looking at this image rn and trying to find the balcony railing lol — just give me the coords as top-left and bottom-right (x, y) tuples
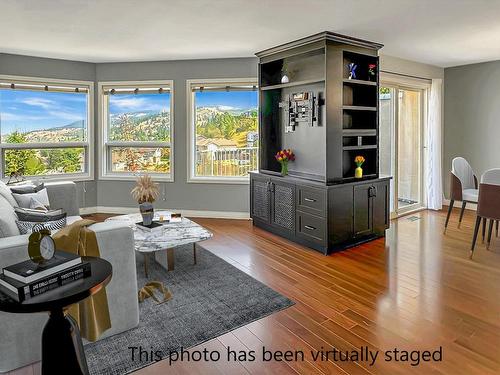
(196, 147), (258, 177)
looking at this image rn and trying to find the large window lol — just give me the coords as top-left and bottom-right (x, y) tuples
(0, 76), (93, 180)
(99, 81), (173, 180)
(187, 79), (258, 183)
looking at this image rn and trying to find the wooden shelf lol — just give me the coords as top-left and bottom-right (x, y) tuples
(343, 105), (377, 111)
(343, 129), (377, 136)
(342, 174), (378, 182)
(343, 145), (377, 151)
(260, 79), (325, 91)
(343, 78), (377, 86)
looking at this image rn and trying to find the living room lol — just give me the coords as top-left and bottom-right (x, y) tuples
(0, 1), (499, 375)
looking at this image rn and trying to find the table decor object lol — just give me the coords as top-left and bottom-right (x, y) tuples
(368, 63), (377, 81)
(275, 149), (295, 176)
(347, 62), (357, 79)
(131, 174), (160, 226)
(354, 155), (365, 178)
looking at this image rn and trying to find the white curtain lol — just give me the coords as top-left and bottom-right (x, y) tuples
(426, 78), (443, 210)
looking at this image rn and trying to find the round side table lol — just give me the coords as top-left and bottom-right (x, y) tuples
(0, 256), (112, 375)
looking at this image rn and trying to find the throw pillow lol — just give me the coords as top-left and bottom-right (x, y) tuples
(0, 195), (21, 238)
(16, 215), (67, 235)
(30, 197), (48, 211)
(12, 188), (50, 209)
(0, 181), (18, 207)
(14, 207), (65, 222)
(10, 183), (45, 194)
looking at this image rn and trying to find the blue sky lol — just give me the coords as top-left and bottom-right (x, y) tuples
(195, 91), (257, 109)
(0, 89), (87, 135)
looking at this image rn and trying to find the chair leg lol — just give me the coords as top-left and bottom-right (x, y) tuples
(487, 219), (494, 249)
(470, 216), (482, 259)
(444, 199), (454, 233)
(458, 201), (467, 228)
(482, 217), (487, 243)
(496, 220), (499, 237)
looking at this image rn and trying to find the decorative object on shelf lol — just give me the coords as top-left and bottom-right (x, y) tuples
(281, 61), (290, 84)
(368, 64), (377, 81)
(279, 91), (321, 133)
(347, 63), (357, 79)
(28, 229), (55, 263)
(6, 171), (26, 185)
(275, 149), (295, 176)
(354, 155), (365, 178)
(131, 174), (160, 226)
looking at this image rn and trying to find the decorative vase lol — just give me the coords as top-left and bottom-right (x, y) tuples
(139, 201), (154, 226)
(355, 167), (363, 179)
(281, 74), (289, 84)
(280, 161), (289, 176)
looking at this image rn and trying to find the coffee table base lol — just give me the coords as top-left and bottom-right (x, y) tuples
(142, 243), (198, 277)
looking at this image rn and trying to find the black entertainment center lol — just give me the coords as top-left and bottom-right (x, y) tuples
(250, 31), (391, 254)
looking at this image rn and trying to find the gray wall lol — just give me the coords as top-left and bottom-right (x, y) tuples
(444, 60), (500, 198)
(0, 53), (257, 213)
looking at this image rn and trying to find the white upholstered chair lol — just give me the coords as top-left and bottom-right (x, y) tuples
(470, 168), (500, 258)
(444, 157), (479, 233)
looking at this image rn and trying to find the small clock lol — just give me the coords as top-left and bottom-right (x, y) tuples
(28, 229), (56, 264)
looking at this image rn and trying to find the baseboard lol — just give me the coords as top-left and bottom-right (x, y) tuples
(443, 199), (477, 211)
(79, 206), (251, 219)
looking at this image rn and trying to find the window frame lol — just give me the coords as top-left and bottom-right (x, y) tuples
(186, 78), (258, 184)
(0, 74), (94, 182)
(98, 80), (175, 181)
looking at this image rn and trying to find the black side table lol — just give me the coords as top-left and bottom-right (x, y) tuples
(0, 256), (112, 375)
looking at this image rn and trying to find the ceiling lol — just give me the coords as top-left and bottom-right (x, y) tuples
(2, 0), (500, 67)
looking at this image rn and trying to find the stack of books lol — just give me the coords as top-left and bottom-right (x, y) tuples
(0, 251), (91, 302)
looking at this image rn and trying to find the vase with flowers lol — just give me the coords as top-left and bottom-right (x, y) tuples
(368, 63), (377, 81)
(275, 149), (295, 176)
(354, 155), (365, 178)
(131, 174), (160, 226)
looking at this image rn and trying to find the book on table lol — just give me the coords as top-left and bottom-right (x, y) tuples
(136, 221), (164, 232)
(3, 251), (82, 284)
(0, 262), (92, 302)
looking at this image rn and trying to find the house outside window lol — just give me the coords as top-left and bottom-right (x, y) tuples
(98, 81), (174, 181)
(0, 75), (94, 181)
(187, 79), (258, 183)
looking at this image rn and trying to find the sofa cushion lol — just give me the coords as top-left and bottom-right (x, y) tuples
(12, 188), (50, 209)
(14, 207), (65, 222)
(0, 195), (20, 238)
(0, 181), (17, 207)
(16, 215), (67, 234)
(10, 183), (45, 194)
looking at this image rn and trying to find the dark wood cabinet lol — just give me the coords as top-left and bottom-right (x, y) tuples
(251, 32), (391, 255)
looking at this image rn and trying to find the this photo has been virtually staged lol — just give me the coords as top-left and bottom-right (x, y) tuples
(0, 1), (499, 375)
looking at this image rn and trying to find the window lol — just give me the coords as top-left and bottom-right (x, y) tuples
(99, 81), (174, 180)
(0, 76), (93, 180)
(187, 79), (258, 183)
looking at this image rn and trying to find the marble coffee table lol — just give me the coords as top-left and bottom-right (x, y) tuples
(105, 211), (213, 277)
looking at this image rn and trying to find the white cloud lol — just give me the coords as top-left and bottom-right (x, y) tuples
(21, 97), (55, 109)
(0, 112), (43, 121)
(217, 105), (235, 110)
(48, 111), (83, 122)
(110, 97), (167, 112)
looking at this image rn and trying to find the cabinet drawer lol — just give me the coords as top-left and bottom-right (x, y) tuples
(296, 186), (327, 217)
(296, 212), (327, 245)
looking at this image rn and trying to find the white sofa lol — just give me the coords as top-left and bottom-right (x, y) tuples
(0, 181), (139, 373)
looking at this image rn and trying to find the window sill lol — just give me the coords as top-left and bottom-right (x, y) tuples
(2, 173), (94, 184)
(99, 174), (174, 182)
(187, 177), (250, 185)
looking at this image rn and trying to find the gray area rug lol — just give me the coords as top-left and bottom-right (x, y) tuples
(84, 245), (294, 375)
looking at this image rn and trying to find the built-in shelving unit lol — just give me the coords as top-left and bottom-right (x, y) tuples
(260, 79), (325, 91)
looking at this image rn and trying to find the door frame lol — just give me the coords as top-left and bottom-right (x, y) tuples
(380, 73), (430, 218)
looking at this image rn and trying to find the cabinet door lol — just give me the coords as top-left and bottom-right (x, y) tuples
(372, 181), (390, 235)
(270, 179), (295, 232)
(353, 184), (373, 237)
(250, 175), (271, 223)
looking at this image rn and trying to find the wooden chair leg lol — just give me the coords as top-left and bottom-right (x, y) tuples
(444, 199), (454, 233)
(487, 219), (494, 249)
(458, 201), (467, 228)
(496, 220), (499, 237)
(482, 217), (487, 243)
(470, 216), (482, 259)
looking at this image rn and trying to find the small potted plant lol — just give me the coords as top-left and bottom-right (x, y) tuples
(275, 149), (295, 176)
(368, 64), (377, 81)
(354, 155), (365, 178)
(131, 174), (160, 226)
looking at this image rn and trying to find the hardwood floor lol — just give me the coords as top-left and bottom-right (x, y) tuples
(9, 208), (500, 375)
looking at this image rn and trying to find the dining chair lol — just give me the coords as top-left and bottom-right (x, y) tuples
(470, 168), (500, 259)
(444, 157), (479, 233)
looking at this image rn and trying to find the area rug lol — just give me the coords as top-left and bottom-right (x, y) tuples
(84, 245), (294, 375)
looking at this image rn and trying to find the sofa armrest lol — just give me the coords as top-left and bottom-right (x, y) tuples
(89, 221), (139, 338)
(45, 181), (79, 216)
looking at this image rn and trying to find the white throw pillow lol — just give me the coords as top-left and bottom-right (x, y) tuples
(12, 188), (50, 209)
(0, 181), (17, 207)
(0, 195), (20, 238)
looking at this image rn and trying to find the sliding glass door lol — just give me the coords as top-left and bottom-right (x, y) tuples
(380, 82), (426, 215)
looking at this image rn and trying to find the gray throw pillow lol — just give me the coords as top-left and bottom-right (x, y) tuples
(12, 188), (50, 209)
(14, 207), (65, 222)
(10, 183), (45, 194)
(16, 215), (67, 235)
